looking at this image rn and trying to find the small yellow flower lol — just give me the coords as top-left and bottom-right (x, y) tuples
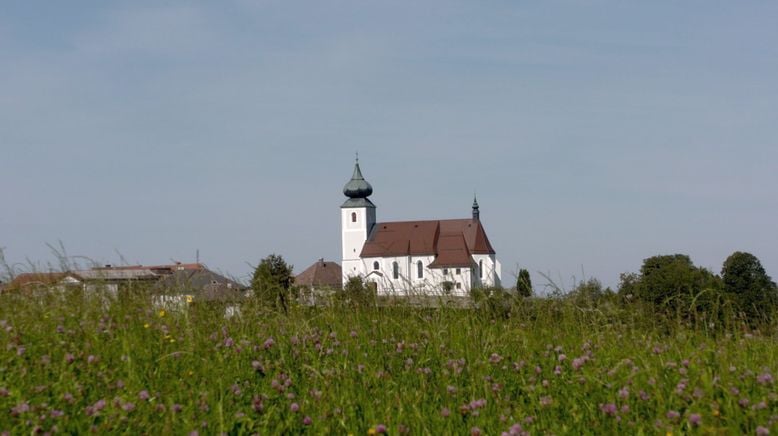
(188, 370), (194, 376)
(712, 409), (720, 417)
(186, 295), (193, 303)
(169, 338), (175, 343)
(666, 432), (673, 436)
(144, 323), (150, 329)
(367, 429), (376, 436)
(158, 309), (166, 318)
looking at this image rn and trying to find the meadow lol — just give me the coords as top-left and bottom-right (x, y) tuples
(1, 291), (776, 435)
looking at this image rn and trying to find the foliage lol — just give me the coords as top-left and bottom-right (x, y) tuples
(470, 286), (514, 318)
(722, 251), (778, 321)
(251, 254), (295, 312)
(516, 268), (532, 298)
(620, 254), (723, 319)
(1, 289), (777, 434)
(335, 276), (376, 307)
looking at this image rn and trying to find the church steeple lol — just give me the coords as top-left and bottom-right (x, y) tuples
(472, 194), (480, 220)
(342, 156), (375, 208)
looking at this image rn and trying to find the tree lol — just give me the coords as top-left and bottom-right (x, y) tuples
(336, 276), (376, 307)
(251, 254), (294, 312)
(722, 251), (777, 320)
(623, 254), (721, 317)
(516, 269), (532, 298)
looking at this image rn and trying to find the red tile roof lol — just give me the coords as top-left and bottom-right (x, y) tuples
(295, 260), (342, 288)
(360, 218), (495, 268)
(6, 272), (78, 290)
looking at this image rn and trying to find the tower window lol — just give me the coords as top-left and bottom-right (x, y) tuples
(443, 268), (449, 275)
(456, 268), (461, 275)
(479, 260), (483, 279)
(417, 261), (423, 279)
(373, 261), (379, 271)
(392, 262), (399, 279)
(351, 212), (357, 223)
(456, 283), (461, 289)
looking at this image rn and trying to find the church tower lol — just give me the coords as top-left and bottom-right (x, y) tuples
(341, 157), (376, 284)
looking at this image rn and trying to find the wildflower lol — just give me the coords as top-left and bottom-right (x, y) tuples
(600, 403), (618, 416)
(87, 355), (98, 364)
(158, 309), (166, 318)
(144, 323), (150, 329)
(224, 337), (234, 347)
(666, 410), (680, 421)
(441, 407), (451, 417)
(251, 360), (265, 373)
(138, 390), (150, 401)
(374, 424), (387, 434)
(558, 354), (567, 362)
(470, 427), (482, 436)
(572, 357), (586, 370)
(539, 396), (552, 407)
(252, 395), (264, 412)
(172, 404), (183, 413)
(0, 387), (8, 397)
(489, 353), (503, 364)
(619, 387), (629, 399)
(688, 413), (701, 426)
(757, 372), (774, 385)
(122, 402), (136, 412)
(739, 398), (750, 408)
(756, 426), (770, 436)
(263, 337), (275, 350)
(290, 402), (300, 412)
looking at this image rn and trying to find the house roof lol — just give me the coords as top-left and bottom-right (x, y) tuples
(296, 260), (342, 288)
(152, 269), (245, 301)
(360, 218), (495, 268)
(6, 272), (79, 290)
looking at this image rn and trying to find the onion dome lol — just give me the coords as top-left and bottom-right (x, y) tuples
(343, 161), (373, 198)
(342, 158), (376, 208)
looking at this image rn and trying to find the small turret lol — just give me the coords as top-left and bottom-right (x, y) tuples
(472, 195), (480, 220)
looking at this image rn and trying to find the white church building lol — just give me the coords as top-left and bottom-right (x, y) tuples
(341, 159), (501, 296)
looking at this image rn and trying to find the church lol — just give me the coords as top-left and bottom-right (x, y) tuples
(341, 159), (501, 296)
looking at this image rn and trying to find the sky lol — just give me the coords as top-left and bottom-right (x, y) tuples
(1, 1), (777, 290)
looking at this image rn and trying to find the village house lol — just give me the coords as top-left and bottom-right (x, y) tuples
(341, 159), (501, 296)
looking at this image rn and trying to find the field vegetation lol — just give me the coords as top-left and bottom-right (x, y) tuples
(1, 249), (776, 434)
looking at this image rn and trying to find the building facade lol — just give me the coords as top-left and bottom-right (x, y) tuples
(340, 160), (501, 296)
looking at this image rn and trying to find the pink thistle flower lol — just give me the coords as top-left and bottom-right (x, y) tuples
(666, 410), (680, 421)
(376, 424), (387, 434)
(172, 404), (183, 413)
(138, 390), (150, 401)
(489, 353), (503, 364)
(756, 426), (770, 436)
(251, 360), (265, 373)
(441, 407), (451, 417)
(303, 416), (312, 425)
(290, 402), (300, 412)
(263, 337), (275, 349)
(618, 387), (629, 399)
(688, 413), (701, 426)
(470, 427), (482, 436)
(558, 354), (567, 362)
(87, 355), (97, 364)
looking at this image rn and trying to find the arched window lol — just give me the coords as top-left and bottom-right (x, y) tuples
(351, 212), (357, 223)
(392, 262), (399, 279)
(479, 260), (483, 279)
(373, 261), (379, 271)
(417, 261), (423, 279)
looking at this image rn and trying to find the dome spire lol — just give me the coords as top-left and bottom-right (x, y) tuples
(342, 156), (376, 208)
(472, 193), (480, 220)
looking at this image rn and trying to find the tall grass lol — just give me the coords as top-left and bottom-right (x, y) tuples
(0, 289), (776, 434)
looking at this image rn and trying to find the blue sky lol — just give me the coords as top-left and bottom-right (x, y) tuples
(2, 1), (777, 290)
